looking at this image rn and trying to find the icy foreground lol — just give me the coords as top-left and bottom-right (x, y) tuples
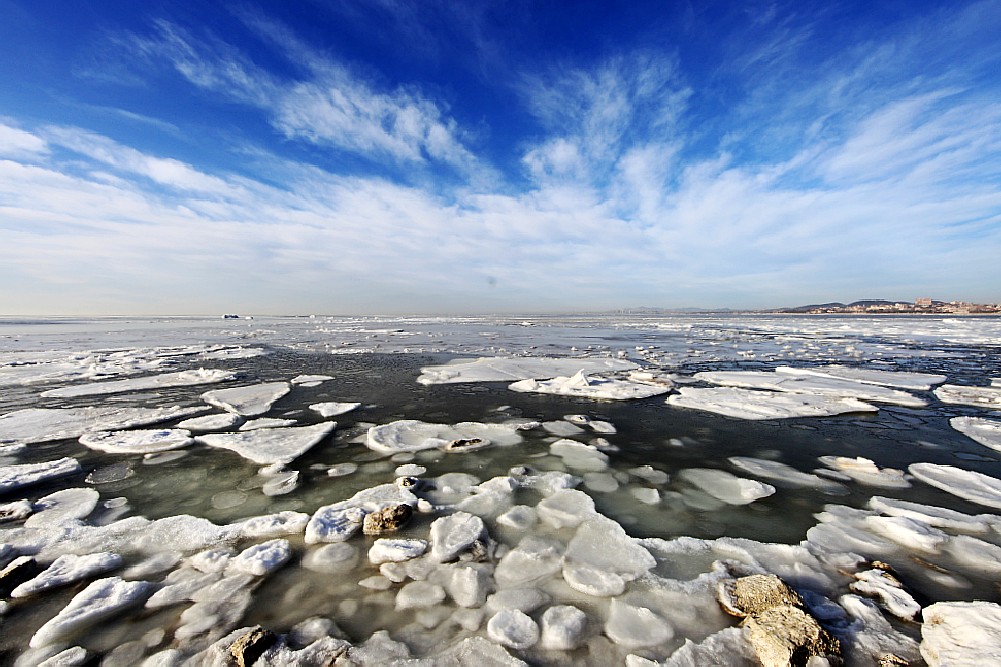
(2, 313), (1001, 664)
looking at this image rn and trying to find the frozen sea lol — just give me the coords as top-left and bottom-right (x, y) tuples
(1, 314), (1001, 665)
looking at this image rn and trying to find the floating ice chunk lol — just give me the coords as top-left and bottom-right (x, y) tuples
(200, 382), (291, 416)
(537, 489), (596, 529)
(950, 416), (1001, 453)
(837, 593), (922, 665)
(176, 413), (243, 432)
(12, 552), (122, 597)
(863, 515), (947, 553)
(226, 539), (291, 577)
(542, 420), (585, 436)
(40, 368), (237, 398)
(495, 536), (564, 587)
(369, 538), (428, 564)
(668, 387), (877, 420)
(1, 499), (34, 522)
(605, 599), (673, 648)
(79, 429), (194, 454)
(310, 402), (361, 418)
(628, 465), (669, 485)
(564, 515), (656, 585)
(775, 366), (946, 390)
(935, 384), (1001, 407)
(396, 580), (446, 610)
(144, 569), (220, 609)
(909, 462), (1001, 510)
(694, 370), (926, 407)
(921, 601), (1001, 664)
(292, 374), (334, 385)
(187, 548), (233, 574)
(24, 488), (99, 527)
(429, 512), (486, 562)
(366, 420), (527, 454)
(29, 577), (151, 648)
(496, 505), (537, 530)
(232, 511), (310, 538)
(867, 496), (993, 533)
(305, 507), (366, 544)
(486, 588), (551, 614)
(447, 564), (491, 608)
(510, 371), (670, 400)
(540, 605), (587, 650)
(549, 439), (610, 472)
(395, 463), (426, 476)
(417, 356), (638, 385)
(583, 472), (619, 493)
(729, 457), (849, 494)
(0, 406), (206, 445)
(327, 462), (358, 477)
(35, 646), (88, 666)
(239, 418), (297, 431)
(487, 609), (539, 650)
(303, 543), (358, 574)
(944, 535), (1001, 577)
(817, 456), (910, 488)
(850, 568), (922, 620)
(198, 422), (335, 464)
(0, 457), (80, 493)
(677, 469), (776, 505)
(563, 561), (626, 596)
(517, 470), (581, 496)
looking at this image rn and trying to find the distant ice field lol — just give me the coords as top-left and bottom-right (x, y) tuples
(1, 314), (1000, 664)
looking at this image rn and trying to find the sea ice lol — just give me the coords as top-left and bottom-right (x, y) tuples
(310, 402), (361, 418)
(908, 462), (1001, 510)
(485, 588), (551, 614)
(304, 507), (366, 544)
(563, 515), (656, 586)
(79, 428), (194, 454)
(225, 539), (291, 576)
(775, 365), (946, 390)
(676, 469), (776, 505)
(12, 552), (123, 597)
(29, 577), (152, 648)
(694, 370), (926, 406)
(920, 601), (1001, 664)
(198, 422), (335, 464)
(934, 384), (1001, 407)
(291, 374), (334, 386)
(369, 538), (428, 564)
(494, 535), (565, 587)
(366, 420), (528, 454)
(40, 368), (237, 398)
(417, 356), (638, 384)
(446, 564), (492, 608)
(816, 456), (910, 488)
(540, 605), (588, 650)
(605, 599), (673, 649)
(509, 371), (671, 400)
(950, 416), (1001, 453)
(24, 488), (99, 527)
(395, 580), (446, 610)
(239, 417), (297, 431)
(200, 382), (291, 416)
(549, 439), (610, 472)
(537, 488), (596, 529)
(487, 609), (540, 650)
(867, 496), (993, 533)
(302, 543), (359, 574)
(176, 413), (243, 432)
(0, 406), (207, 445)
(729, 457), (849, 494)
(0, 457), (81, 493)
(667, 387), (877, 419)
(429, 512), (486, 562)
(496, 505), (537, 531)
(849, 568), (922, 620)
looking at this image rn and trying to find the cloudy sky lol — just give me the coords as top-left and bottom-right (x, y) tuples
(1, 0), (999, 315)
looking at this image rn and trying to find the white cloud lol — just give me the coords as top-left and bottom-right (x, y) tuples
(0, 123), (48, 159)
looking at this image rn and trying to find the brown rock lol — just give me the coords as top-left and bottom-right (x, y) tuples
(717, 573), (804, 617)
(744, 605), (841, 667)
(229, 626), (276, 667)
(362, 504), (413, 535)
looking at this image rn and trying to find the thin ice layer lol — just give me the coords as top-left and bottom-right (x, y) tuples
(0, 457), (81, 493)
(909, 463), (1001, 510)
(40, 368), (237, 398)
(310, 402), (361, 418)
(950, 416), (1001, 453)
(417, 356), (638, 385)
(729, 457), (848, 494)
(29, 577), (152, 648)
(366, 420), (529, 454)
(0, 406), (208, 445)
(198, 422), (335, 464)
(775, 365), (946, 390)
(694, 370), (926, 407)
(509, 371), (670, 400)
(668, 386), (877, 420)
(79, 429), (194, 454)
(816, 456), (910, 488)
(934, 384), (1001, 407)
(200, 382), (291, 416)
(676, 468), (776, 505)
(867, 496), (994, 533)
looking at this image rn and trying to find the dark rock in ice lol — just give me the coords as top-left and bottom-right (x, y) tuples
(362, 504), (413, 535)
(229, 625), (276, 667)
(744, 605), (841, 667)
(718, 573), (805, 617)
(0, 556), (45, 597)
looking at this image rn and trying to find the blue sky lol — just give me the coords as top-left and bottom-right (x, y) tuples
(1, 0), (999, 315)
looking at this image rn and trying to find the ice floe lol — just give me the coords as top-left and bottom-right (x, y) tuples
(694, 370), (926, 406)
(197, 422), (335, 464)
(950, 416), (1001, 453)
(200, 382), (291, 416)
(0, 457), (81, 493)
(309, 402), (361, 418)
(417, 356), (639, 384)
(366, 420), (530, 454)
(175, 412), (243, 432)
(729, 457), (849, 494)
(29, 577), (152, 648)
(509, 370), (670, 400)
(817, 456), (910, 488)
(487, 609), (539, 650)
(921, 601), (1001, 664)
(775, 365), (946, 390)
(867, 495), (994, 533)
(39, 368), (237, 398)
(239, 417), (297, 431)
(676, 468), (776, 505)
(12, 552), (122, 597)
(24, 488), (99, 527)
(909, 462), (1001, 510)
(291, 374), (333, 386)
(0, 406), (207, 445)
(667, 386), (877, 419)
(78, 428), (194, 454)
(226, 539), (291, 577)
(934, 383), (1001, 407)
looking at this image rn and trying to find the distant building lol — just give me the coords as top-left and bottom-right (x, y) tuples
(915, 297), (933, 307)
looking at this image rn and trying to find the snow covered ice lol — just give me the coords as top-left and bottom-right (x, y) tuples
(2, 313), (1001, 664)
